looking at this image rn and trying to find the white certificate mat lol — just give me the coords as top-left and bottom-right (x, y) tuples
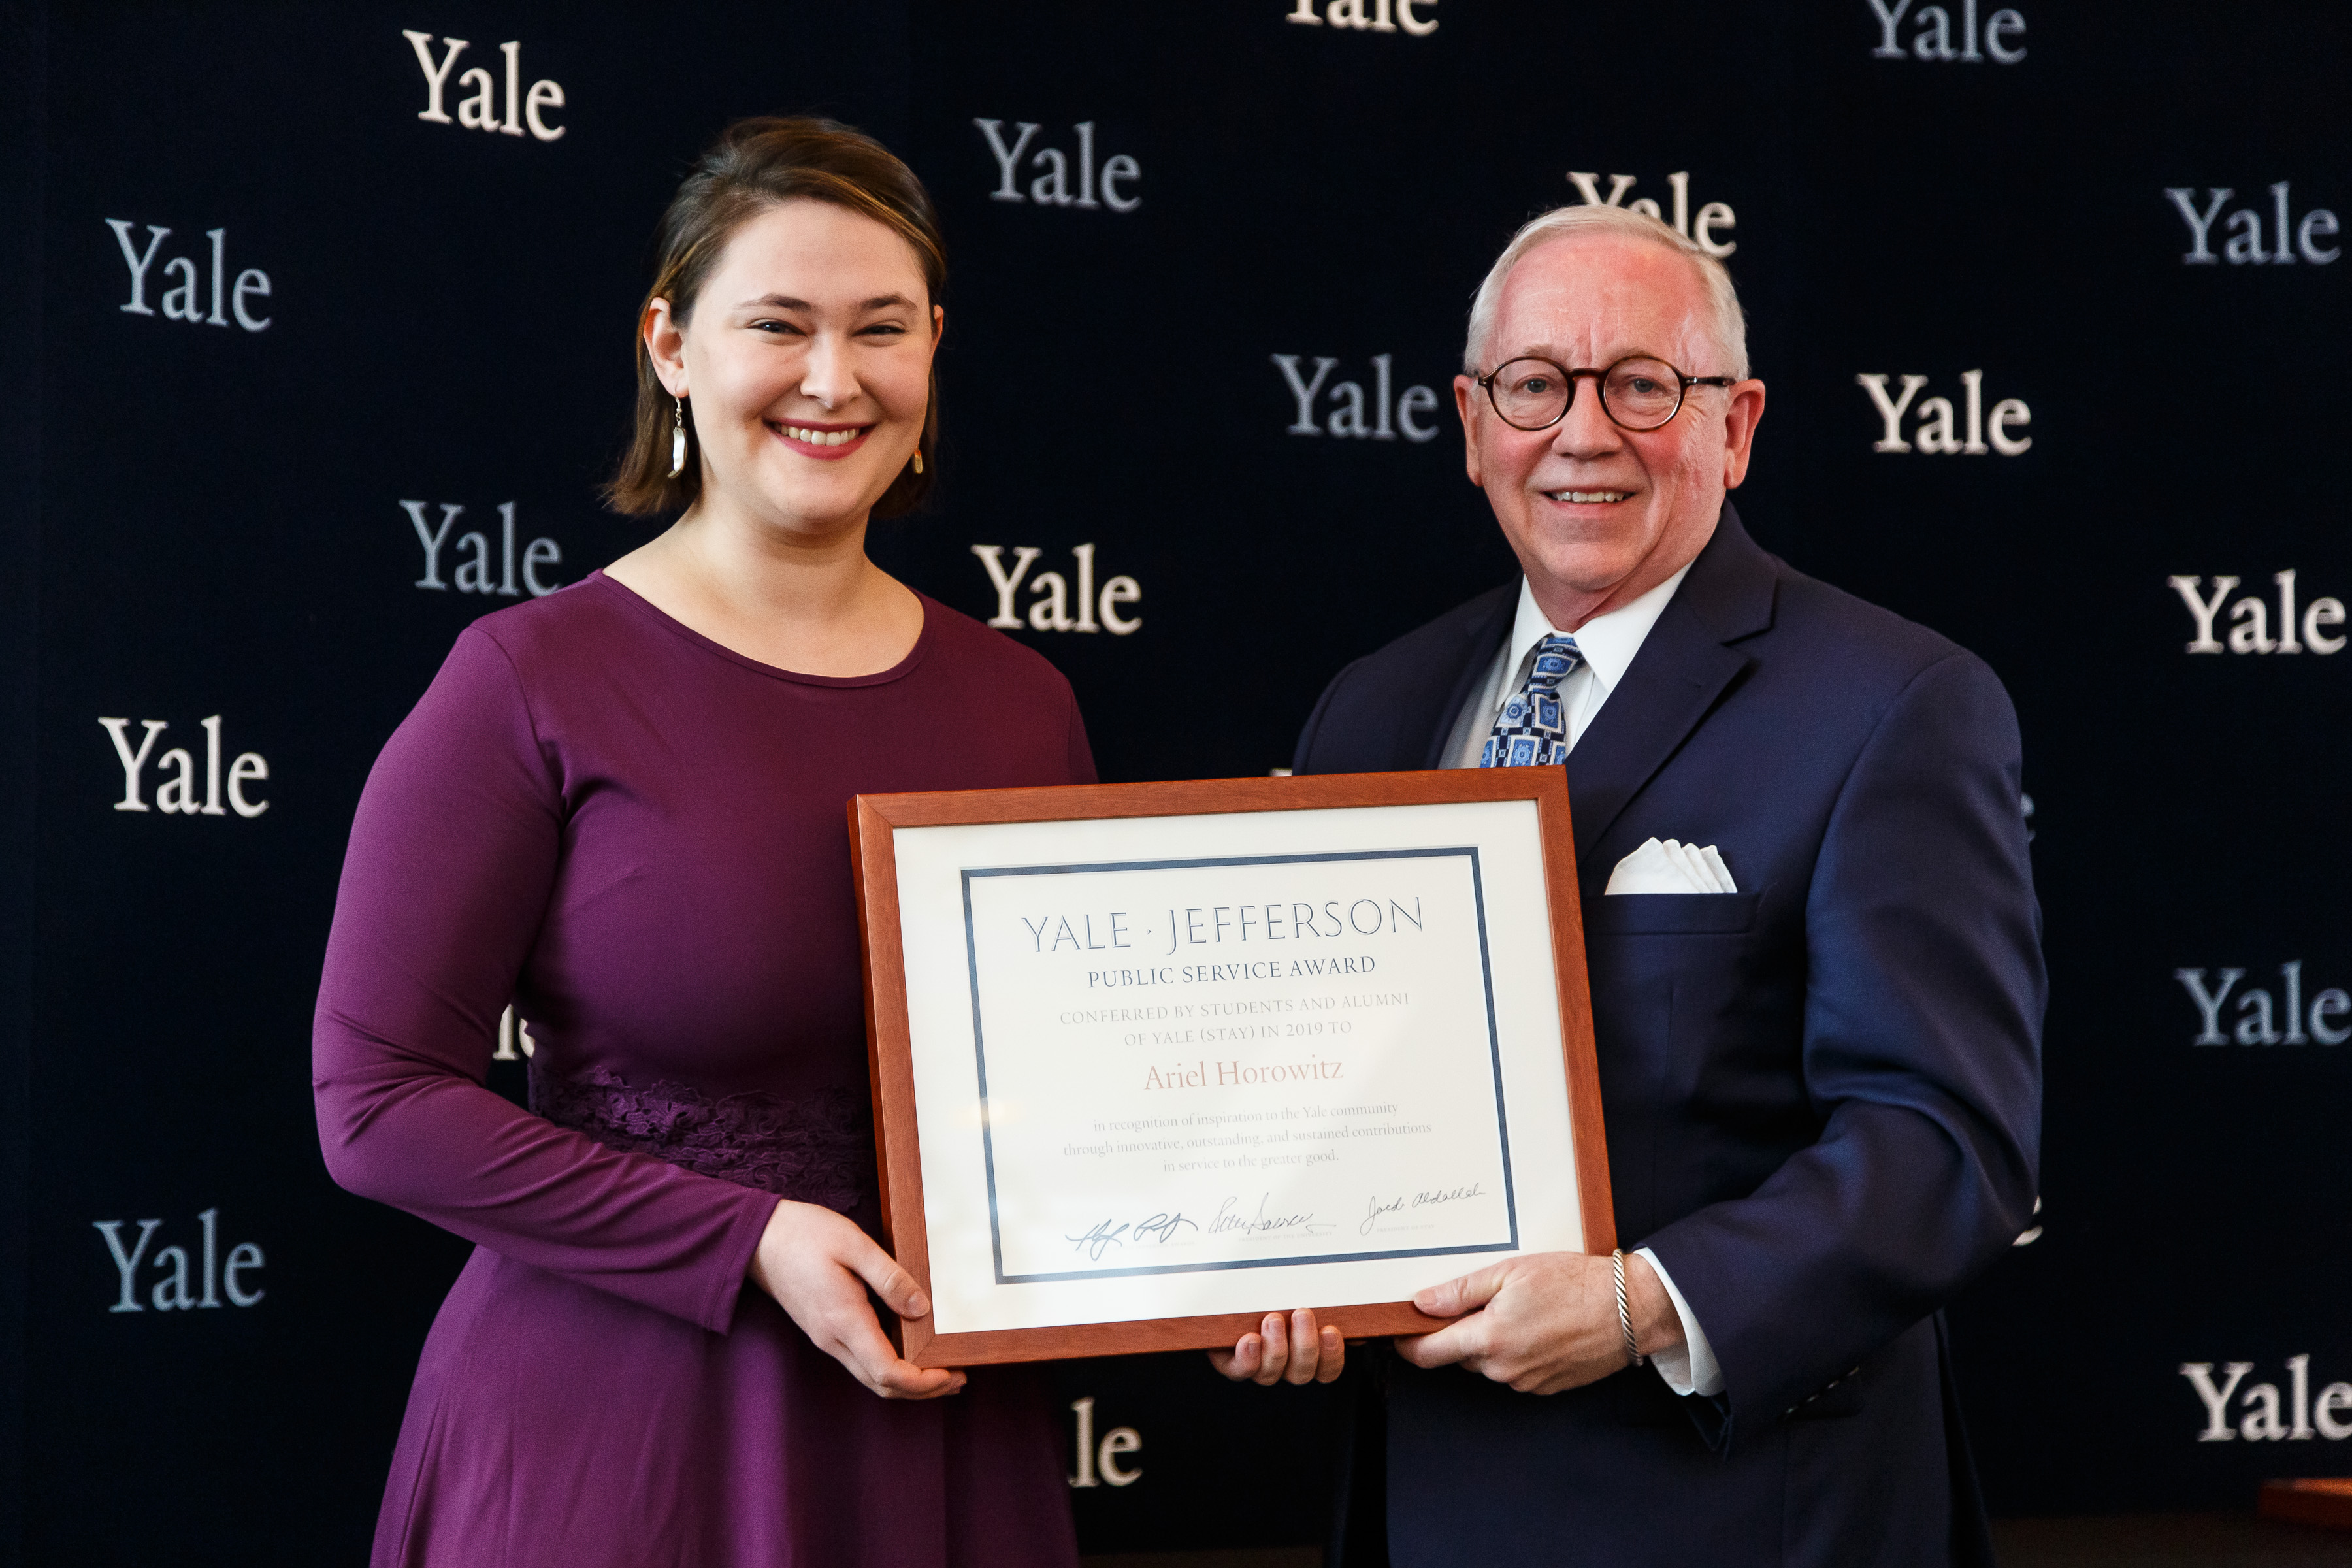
(855, 773), (1611, 1364)
(962, 845), (1518, 1282)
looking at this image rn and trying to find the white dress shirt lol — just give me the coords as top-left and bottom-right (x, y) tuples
(1441, 566), (1693, 768)
(1443, 567), (1726, 1399)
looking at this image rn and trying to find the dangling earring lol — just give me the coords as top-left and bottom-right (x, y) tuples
(667, 397), (687, 478)
(912, 449), (924, 474)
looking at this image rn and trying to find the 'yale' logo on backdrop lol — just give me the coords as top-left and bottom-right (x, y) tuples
(1868, 1), (2026, 63)
(99, 717), (269, 818)
(106, 220), (271, 331)
(2175, 965), (2351, 1047)
(1272, 355), (1442, 443)
(1067, 1397), (1143, 1488)
(404, 31), (565, 141)
(404, 500), (564, 597)
(975, 121), (1140, 212)
(1856, 372), (2031, 455)
(1285, 0), (1439, 35)
(2181, 1359), (2352, 1443)
(2168, 574), (2347, 655)
(95, 1211), (265, 1313)
(1567, 172), (1735, 257)
(972, 546), (1141, 635)
(491, 1005), (539, 1062)
(2166, 186), (2340, 266)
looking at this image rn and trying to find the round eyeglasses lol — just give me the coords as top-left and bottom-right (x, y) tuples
(1475, 355), (1735, 433)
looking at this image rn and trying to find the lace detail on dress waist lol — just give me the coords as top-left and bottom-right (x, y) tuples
(529, 1064), (873, 1213)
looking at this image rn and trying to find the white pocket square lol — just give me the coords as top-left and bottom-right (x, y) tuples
(1605, 837), (1739, 895)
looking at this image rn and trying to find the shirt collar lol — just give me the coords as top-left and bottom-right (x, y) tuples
(1507, 562), (1694, 695)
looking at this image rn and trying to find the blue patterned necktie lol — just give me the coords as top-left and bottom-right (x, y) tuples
(1478, 632), (1584, 768)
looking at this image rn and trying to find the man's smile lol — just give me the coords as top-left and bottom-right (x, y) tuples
(1545, 488), (1634, 504)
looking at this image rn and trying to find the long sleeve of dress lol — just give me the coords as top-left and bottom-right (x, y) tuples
(313, 627), (777, 1334)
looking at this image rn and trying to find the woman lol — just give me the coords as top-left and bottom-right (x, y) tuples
(314, 118), (1086, 1567)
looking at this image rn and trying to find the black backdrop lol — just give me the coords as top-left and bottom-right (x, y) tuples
(5, 1), (2350, 1560)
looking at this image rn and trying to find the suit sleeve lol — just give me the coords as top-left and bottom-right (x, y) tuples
(1292, 655), (1367, 775)
(310, 629), (778, 1334)
(1641, 650), (2044, 1435)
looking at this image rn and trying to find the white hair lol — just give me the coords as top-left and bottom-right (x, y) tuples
(1462, 204), (1749, 380)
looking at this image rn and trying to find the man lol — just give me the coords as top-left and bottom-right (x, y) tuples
(1289, 205), (2043, 1565)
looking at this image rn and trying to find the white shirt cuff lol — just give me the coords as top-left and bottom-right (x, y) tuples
(1634, 1247), (1725, 1397)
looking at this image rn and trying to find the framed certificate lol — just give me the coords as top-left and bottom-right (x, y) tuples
(849, 770), (1611, 1366)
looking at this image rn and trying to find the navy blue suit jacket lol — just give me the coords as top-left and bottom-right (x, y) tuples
(1294, 509), (2043, 1567)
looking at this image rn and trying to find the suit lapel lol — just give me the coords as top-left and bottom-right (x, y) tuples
(1416, 586), (1516, 770)
(1562, 507), (1778, 864)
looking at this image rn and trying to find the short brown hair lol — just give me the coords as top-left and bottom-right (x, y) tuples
(606, 116), (946, 518)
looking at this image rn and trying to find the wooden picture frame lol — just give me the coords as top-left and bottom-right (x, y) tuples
(849, 768), (1612, 1367)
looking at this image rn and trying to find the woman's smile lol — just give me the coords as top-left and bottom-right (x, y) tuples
(770, 419), (874, 459)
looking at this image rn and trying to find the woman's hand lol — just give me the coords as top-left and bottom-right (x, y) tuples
(1208, 1308), (1345, 1386)
(747, 1199), (966, 1400)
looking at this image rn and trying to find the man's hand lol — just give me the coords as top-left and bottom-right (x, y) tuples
(1395, 1250), (1682, 1395)
(749, 1199), (966, 1401)
(1209, 1308), (1345, 1386)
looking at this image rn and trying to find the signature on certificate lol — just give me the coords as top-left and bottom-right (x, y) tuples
(1360, 1181), (1486, 1236)
(1207, 1194), (1337, 1241)
(1064, 1210), (1198, 1262)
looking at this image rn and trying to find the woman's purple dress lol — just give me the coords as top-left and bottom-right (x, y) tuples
(314, 573), (1093, 1568)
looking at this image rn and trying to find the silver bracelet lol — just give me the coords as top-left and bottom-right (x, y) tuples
(1612, 1247), (1644, 1368)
